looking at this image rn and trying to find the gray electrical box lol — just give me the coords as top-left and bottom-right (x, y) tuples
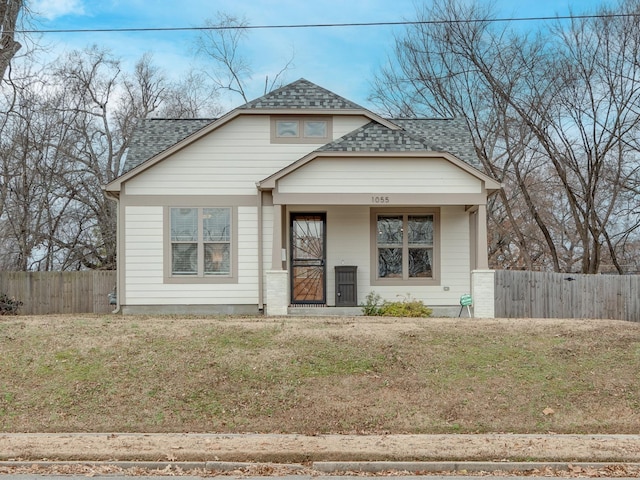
(335, 266), (357, 307)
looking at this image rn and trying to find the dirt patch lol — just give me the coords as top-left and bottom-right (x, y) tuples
(2, 432), (640, 464)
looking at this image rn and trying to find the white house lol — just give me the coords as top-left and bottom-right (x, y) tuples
(104, 79), (500, 316)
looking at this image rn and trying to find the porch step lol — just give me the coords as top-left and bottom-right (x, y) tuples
(287, 306), (363, 317)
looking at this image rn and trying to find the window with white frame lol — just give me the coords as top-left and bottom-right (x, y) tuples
(374, 212), (436, 283)
(170, 207), (231, 276)
(271, 116), (332, 143)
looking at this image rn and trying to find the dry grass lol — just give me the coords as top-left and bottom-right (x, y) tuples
(0, 315), (639, 434)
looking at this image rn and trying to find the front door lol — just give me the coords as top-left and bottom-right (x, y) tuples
(290, 213), (326, 304)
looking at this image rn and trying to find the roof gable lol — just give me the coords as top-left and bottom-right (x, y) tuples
(258, 114), (494, 190)
(238, 78), (364, 110)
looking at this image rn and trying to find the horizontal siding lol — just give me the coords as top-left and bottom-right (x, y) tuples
(125, 116), (332, 196)
(125, 207), (164, 291)
(122, 203), (471, 308)
(278, 157), (482, 194)
(333, 115), (370, 137)
(124, 205), (259, 305)
(439, 206), (471, 297)
(290, 205), (471, 307)
(324, 206), (370, 306)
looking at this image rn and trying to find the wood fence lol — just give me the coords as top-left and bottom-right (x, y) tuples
(495, 270), (640, 322)
(0, 271), (116, 315)
(2, 269), (639, 319)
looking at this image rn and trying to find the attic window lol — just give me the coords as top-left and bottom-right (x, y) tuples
(304, 121), (327, 137)
(271, 116), (332, 144)
(276, 121), (299, 137)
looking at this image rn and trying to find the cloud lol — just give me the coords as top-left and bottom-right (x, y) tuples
(31, 0), (85, 20)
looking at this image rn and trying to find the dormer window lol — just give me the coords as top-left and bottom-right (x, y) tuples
(271, 116), (332, 143)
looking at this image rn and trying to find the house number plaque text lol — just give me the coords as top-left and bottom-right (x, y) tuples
(371, 195), (391, 204)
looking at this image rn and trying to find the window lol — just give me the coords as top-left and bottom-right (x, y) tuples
(303, 120), (327, 138)
(271, 116), (332, 143)
(372, 210), (438, 285)
(276, 121), (299, 137)
(170, 207), (231, 277)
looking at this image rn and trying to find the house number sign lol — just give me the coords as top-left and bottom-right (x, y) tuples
(371, 195), (391, 204)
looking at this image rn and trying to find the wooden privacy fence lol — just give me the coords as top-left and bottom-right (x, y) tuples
(0, 271), (116, 315)
(495, 270), (640, 322)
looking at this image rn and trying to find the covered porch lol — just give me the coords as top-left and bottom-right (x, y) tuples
(257, 151), (500, 317)
(260, 196), (494, 318)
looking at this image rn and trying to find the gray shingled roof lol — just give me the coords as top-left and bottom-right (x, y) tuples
(238, 78), (364, 110)
(120, 80), (482, 175)
(316, 122), (430, 152)
(123, 118), (214, 173)
(316, 118), (480, 168)
(391, 118), (480, 167)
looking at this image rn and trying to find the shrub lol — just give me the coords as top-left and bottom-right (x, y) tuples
(361, 291), (382, 316)
(0, 293), (23, 315)
(362, 292), (432, 318)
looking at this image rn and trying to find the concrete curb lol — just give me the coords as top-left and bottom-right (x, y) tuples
(312, 461), (640, 473)
(2, 460), (640, 475)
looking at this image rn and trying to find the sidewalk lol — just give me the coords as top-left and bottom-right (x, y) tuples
(2, 433), (640, 464)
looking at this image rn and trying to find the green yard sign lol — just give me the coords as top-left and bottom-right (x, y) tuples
(459, 294), (472, 317)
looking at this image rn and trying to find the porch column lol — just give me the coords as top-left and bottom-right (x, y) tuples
(271, 204), (285, 270)
(475, 204), (489, 269)
(266, 204), (288, 316)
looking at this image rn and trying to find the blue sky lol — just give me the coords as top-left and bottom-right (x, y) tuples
(28, 0), (614, 111)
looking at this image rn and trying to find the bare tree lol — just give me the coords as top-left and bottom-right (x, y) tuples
(0, 63), (77, 270)
(158, 69), (223, 118)
(0, 0), (22, 81)
(195, 12), (293, 102)
(47, 47), (187, 270)
(372, 0), (640, 273)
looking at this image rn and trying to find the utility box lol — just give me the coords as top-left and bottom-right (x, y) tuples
(335, 266), (357, 307)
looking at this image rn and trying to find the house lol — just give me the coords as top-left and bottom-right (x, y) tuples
(104, 79), (500, 316)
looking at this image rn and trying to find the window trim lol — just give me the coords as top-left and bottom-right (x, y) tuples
(370, 207), (440, 286)
(163, 206), (238, 284)
(270, 116), (332, 144)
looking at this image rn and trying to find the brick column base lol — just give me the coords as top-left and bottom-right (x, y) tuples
(266, 270), (289, 316)
(471, 269), (495, 318)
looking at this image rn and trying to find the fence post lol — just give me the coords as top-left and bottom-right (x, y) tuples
(472, 269), (495, 318)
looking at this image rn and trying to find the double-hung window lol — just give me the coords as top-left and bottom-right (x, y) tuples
(373, 211), (438, 284)
(170, 207), (231, 277)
